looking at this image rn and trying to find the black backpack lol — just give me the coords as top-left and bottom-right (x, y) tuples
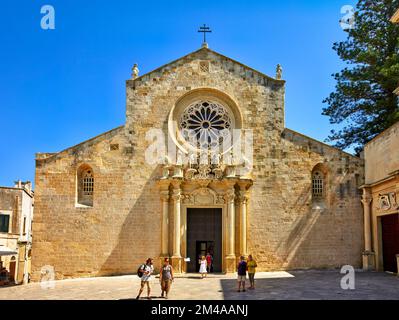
(137, 264), (146, 278)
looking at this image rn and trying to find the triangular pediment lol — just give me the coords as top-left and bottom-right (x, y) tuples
(128, 46), (285, 85)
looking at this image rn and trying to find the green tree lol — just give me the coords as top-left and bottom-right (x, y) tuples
(323, 0), (399, 153)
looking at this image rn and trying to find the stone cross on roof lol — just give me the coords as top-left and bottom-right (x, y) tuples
(198, 24), (212, 48)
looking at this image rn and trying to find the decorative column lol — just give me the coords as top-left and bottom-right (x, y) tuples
(361, 187), (375, 270)
(238, 184), (249, 257)
(225, 183), (236, 273)
(159, 184), (170, 257)
(171, 181), (182, 273)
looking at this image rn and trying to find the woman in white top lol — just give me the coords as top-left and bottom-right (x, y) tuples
(199, 256), (208, 278)
(136, 258), (154, 300)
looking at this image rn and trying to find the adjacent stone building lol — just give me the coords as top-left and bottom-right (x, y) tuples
(361, 122), (399, 273)
(359, 9), (399, 274)
(0, 181), (34, 284)
(31, 45), (364, 280)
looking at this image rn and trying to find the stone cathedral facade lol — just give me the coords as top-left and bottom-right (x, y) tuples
(31, 46), (365, 280)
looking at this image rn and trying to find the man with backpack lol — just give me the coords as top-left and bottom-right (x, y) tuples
(136, 258), (154, 300)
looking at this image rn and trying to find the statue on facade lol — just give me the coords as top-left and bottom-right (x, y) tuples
(132, 63), (139, 79)
(276, 64), (283, 80)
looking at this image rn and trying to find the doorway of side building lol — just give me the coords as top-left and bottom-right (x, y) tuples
(186, 208), (222, 273)
(9, 256), (16, 282)
(381, 213), (399, 273)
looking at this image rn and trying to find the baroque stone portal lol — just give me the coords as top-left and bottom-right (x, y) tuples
(158, 161), (252, 273)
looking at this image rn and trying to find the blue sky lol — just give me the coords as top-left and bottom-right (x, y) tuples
(0, 0), (356, 187)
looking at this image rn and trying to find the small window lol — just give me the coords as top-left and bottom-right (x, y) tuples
(199, 61), (210, 73)
(312, 171), (324, 198)
(110, 143), (119, 151)
(82, 171), (94, 196)
(0, 214), (10, 233)
(77, 165), (94, 207)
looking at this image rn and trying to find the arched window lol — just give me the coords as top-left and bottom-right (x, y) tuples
(312, 171), (324, 199)
(77, 165), (94, 206)
(82, 171), (94, 196)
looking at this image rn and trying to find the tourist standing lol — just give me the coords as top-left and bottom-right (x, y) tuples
(159, 258), (174, 299)
(237, 256), (247, 292)
(199, 256), (208, 278)
(247, 255), (257, 289)
(206, 252), (213, 273)
(136, 258), (154, 300)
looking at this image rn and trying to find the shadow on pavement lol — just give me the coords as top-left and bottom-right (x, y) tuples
(220, 277), (299, 300)
(220, 271), (399, 300)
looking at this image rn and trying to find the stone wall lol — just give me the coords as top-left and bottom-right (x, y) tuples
(32, 47), (365, 280)
(364, 121), (399, 184)
(247, 129), (364, 270)
(32, 126), (164, 280)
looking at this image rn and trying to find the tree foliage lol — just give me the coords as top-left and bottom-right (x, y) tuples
(323, 0), (399, 153)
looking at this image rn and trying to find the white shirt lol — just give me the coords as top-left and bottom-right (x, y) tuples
(141, 264), (154, 281)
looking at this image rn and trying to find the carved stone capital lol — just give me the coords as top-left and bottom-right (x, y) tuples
(171, 180), (182, 189)
(361, 195), (372, 206)
(361, 187), (372, 205)
(171, 190), (181, 202)
(237, 191), (249, 204)
(170, 181), (182, 202)
(160, 190), (170, 202)
(157, 179), (170, 187)
(224, 190), (235, 203)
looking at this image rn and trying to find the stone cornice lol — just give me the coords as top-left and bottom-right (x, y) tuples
(360, 171), (399, 189)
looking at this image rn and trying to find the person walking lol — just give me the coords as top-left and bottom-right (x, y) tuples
(199, 256), (208, 278)
(159, 258), (174, 299)
(205, 252), (213, 273)
(136, 258), (154, 300)
(237, 256), (247, 292)
(247, 255), (257, 290)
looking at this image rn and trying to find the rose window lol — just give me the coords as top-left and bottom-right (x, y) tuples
(179, 101), (233, 149)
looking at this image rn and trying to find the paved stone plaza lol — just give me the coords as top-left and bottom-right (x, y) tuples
(0, 270), (398, 300)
